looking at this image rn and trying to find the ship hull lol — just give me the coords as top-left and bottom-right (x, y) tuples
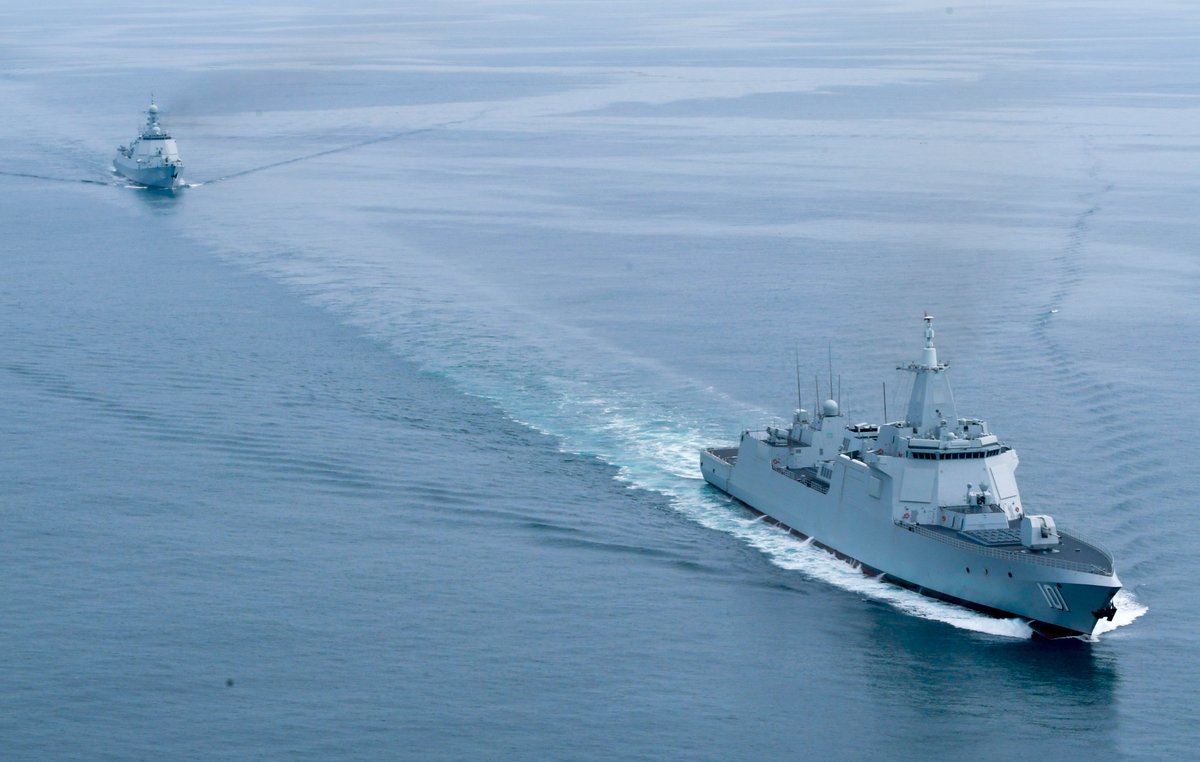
(702, 446), (1120, 638)
(113, 156), (182, 189)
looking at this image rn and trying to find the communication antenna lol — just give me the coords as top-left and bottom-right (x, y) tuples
(827, 343), (834, 401)
(883, 381), (888, 424)
(814, 375), (821, 417)
(837, 374), (842, 409)
(794, 347), (803, 412)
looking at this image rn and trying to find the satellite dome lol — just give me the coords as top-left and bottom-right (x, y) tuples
(822, 399), (839, 417)
(148, 103), (159, 113)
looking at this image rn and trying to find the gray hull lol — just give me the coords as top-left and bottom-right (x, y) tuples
(702, 443), (1120, 638)
(114, 156), (182, 189)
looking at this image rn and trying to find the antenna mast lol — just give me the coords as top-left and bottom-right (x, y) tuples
(794, 347), (803, 412)
(827, 344), (834, 401)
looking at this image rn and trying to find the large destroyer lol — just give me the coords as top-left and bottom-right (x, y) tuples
(114, 100), (183, 189)
(701, 317), (1119, 638)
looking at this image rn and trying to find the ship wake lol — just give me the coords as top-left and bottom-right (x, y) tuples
(193, 237), (1146, 641)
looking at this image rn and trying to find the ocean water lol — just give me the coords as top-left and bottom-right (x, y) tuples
(2, 1), (1198, 759)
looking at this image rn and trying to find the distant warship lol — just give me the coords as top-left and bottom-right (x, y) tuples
(114, 100), (183, 189)
(702, 316), (1119, 638)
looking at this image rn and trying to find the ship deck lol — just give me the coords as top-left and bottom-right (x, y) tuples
(905, 521), (1115, 576)
(703, 446), (1114, 576)
(705, 447), (738, 465)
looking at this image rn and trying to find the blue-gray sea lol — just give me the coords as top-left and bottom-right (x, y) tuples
(2, 1), (1198, 759)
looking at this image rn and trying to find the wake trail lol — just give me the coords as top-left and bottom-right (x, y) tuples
(171, 109), (1142, 640)
(1027, 129), (1147, 634)
(3, 115), (481, 190)
(196, 116), (480, 186)
(202, 234), (1149, 642)
(0, 170), (113, 186)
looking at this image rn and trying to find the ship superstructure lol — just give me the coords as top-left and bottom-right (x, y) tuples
(114, 100), (183, 189)
(701, 316), (1119, 637)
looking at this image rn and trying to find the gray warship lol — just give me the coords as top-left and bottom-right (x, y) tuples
(114, 100), (183, 189)
(701, 316), (1119, 638)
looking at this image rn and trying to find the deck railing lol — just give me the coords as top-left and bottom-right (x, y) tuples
(899, 522), (1115, 575)
(772, 464), (830, 494)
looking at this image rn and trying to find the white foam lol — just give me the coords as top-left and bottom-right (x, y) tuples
(1089, 589), (1147, 639)
(497, 383), (1038, 638)
(659, 473), (1036, 640)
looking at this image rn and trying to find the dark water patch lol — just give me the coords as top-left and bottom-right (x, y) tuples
(399, 483), (483, 508)
(669, 558), (723, 576)
(3, 360), (175, 426)
(4, 358), (397, 494)
(223, 457), (385, 491)
(1116, 533), (1164, 559)
(1109, 471), (1175, 496)
(536, 535), (684, 561)
(520, 519), (584, 536)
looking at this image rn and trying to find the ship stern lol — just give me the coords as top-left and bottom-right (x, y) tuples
(701, 447), (737, 493)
